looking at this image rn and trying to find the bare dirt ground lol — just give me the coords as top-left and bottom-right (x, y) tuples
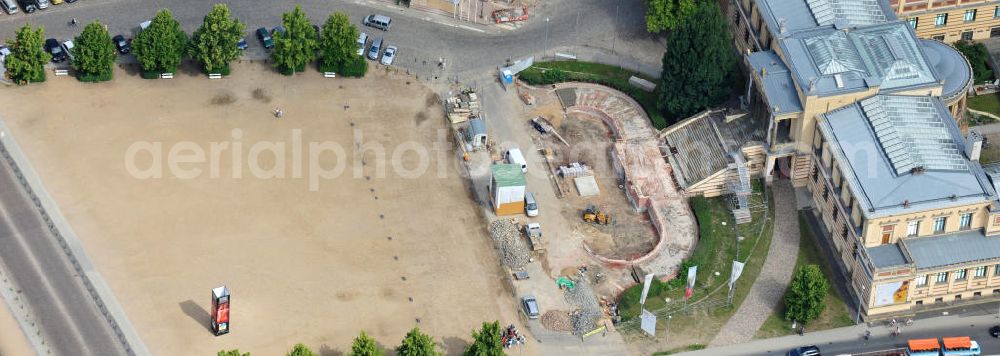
(0, 301), (33, 356)
(0, 62), (533, 355)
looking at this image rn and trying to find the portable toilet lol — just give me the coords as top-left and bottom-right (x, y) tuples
(501, 69), (513, 86)
(490, 164), (526, 216)
(211, 286), (230, 336)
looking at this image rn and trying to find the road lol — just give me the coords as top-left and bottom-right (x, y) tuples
(0, 148), (126, 355)
(0, 0), (662, 81)
(682, 303), (1000, 355)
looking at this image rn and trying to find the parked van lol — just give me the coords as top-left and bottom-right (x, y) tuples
(32, 0), (48, 9)
(367, 37), (382, 61)
(1, 0), (19, 14)
(364, 14), (392, 31)
(525, 192), (538, 217)
(505, 148), (527, 173)
(356, 32), (368, 56)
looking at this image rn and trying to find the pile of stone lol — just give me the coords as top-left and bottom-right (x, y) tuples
(540, 310), (573, 332)
(564, 277), (601, 335)
(487, 219), (530, 269)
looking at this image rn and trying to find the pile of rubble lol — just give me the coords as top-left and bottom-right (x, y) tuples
(540, 310), (573, 332)
(487, 219), (530, 269)
(445, 90), (480, 124)
(564, 276), (602, 335)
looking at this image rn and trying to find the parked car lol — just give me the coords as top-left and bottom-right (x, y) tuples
(356, 32), (368, 56)
(65, 0), (76, 3)
(61, 40), (73, 60)
(1, 0), (19, 14)
(256, 27), (273, 49)
(14, 0), (33, 13)
(380, 45), (396, 66)
(990, 325), (1000, 338)
(521, 295), (539, 319)
(367, 37), (382, 61)
(0, 46), (10, 62)
(32, 0), (48, 8)
(49, 0), (60, 5)
(237, 38), (248, 50)
(112, 35), (130, 54)
(363, 14), (392, 31)
(271, 26), (285, 37)
(786, 345), (820, 356)
(44, 38), (66, 62)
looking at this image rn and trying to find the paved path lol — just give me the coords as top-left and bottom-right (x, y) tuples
(709, 180), (800, 346)
(971, 118), (1000, 134)
(685, 302), (1000, 356)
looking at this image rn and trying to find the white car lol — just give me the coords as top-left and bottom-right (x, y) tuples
(61, 40), (74, 60)
(0, 46), (10, 62)
(380, 45), (396, 66)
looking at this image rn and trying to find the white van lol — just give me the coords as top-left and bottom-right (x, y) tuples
(356, 32), (368, 56)
(525, 192), (538, 217)
(505, 148), (527, 173)
(364, 14), (392, 31)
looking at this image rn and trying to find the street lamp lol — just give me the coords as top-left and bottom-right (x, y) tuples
(544, 17), (550, 58)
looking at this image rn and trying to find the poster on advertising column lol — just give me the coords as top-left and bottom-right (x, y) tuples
(873, 280), (909, 307)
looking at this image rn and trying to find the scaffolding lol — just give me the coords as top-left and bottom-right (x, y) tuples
(726, 151), (767, 224)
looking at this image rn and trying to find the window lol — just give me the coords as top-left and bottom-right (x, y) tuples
(936, 13), (948, 27)
(956, 294), (963, 300)
(935, 297), (944, 303)
(975, 291), (982, 297)
(975, 266), (987, 278)
(908, 17), (918, 29)
(936, 272), (949, 283)
(965, 9), (977, 22)
(822, 186), (829, 201)
(812, 166), (819, 182)
(955, 269), (967, 280)
(934, 217), (947, 233)
(881, 225), (894, 244)
(841, 224), (849, 239)
(933, 34), (946, 41)
(916, 300), (924, 305)
(995, 264), (1000, 276)
(915, 275), (928, 286)
(962, 31), (973, 41)
(960, 213), (973, 230)
(907, 220), (920, 237)
(995, 6), (1000, 18)
(832, 206), (839, 222)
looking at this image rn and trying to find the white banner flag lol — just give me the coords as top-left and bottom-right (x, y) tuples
(639, 273), (655, 305)
(729, 261), (745, 290)
(640, 309), (657, 336)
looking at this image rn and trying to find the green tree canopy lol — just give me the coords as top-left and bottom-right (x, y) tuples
(396, 327), (441, 356)
(132, 9), (189, 74)
(645, 0), (697, 33)
(784, 264), (829, 324)
(217, 350), (249, 356)
(188, 3), (245, 75)
(350, 330), (383, 356)
(272, 5), (317, 75)
(287, 343), (316, 356)
(464, 321), (504, 356)
(4, 24), (50, 84)
(656, 1), (735, 123)
(955, 40), (994, 84)
(71, 21), (116, 82)
(317, 11), (359, 73)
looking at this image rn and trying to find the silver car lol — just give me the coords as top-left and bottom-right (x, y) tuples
(380, 46), (396, 66)
(521, 295), (539, 319)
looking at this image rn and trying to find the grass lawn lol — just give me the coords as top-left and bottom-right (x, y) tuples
(618, 181), (775, 348)
(754, 213), (854, 338)
(652, 344), (707, 355)
(518, 61), (668, 129)
(969, 94), (1000, 118)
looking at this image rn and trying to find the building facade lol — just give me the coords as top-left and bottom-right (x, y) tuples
(890, 0), (1000, 42)
(722, 0), (1000, 319)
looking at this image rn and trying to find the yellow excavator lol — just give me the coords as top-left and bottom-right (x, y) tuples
(582, 205), (612, 225)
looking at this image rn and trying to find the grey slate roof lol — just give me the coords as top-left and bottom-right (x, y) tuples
(664, 110), (767, 188)
(818, 95), (995, 218)
(779, 22), (938, 97)
(747, 51), (804, 115)
(756, 0), (895, 36)
(904, 230), (1000, 270)
(919, 39), (973, 101)
(867, 243), (908, 269)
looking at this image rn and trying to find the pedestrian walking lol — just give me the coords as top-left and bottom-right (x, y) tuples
(798, 326), (804, 336)
(864, 330), (871, 341)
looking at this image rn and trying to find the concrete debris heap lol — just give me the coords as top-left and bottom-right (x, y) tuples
(539, 310), (573, 332)
(563, 277), (601, 335)
(487, 219), (531, 269)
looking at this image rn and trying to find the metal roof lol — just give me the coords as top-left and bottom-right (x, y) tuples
(746, 51), (804, 114)
(867, 243), (908, 268)
(903, 229), (1000, 270)
(469, 118), (486, 136)
(817, 95), (995, 218)
(780, 22), (938, 96)
(919, 39), (973, 101)
(805, 0), (887, 27)
(491, 164), (525, 187)
(859, 96), (967, 174)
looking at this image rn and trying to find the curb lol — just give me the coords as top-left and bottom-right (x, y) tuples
(0, 119), (150, 356)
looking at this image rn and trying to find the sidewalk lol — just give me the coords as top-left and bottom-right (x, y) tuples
(682, 309), (1000, 356)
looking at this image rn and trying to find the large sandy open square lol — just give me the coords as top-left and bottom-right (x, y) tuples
(0, 63), (532, 355)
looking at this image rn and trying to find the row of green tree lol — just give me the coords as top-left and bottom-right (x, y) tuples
(3, 4), (366, 84)
(219, 322), (508, 356)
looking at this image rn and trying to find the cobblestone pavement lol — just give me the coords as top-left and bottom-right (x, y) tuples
(708, 180), (800, 346)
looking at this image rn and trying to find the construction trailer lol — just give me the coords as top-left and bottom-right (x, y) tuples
(490, 164), (526, 216)
(466, 118), (488, 150)
(211, 286), (230, 336)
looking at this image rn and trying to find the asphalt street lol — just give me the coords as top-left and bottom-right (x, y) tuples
(0, 153), (126, 355)
(0, 0), (658, 81)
